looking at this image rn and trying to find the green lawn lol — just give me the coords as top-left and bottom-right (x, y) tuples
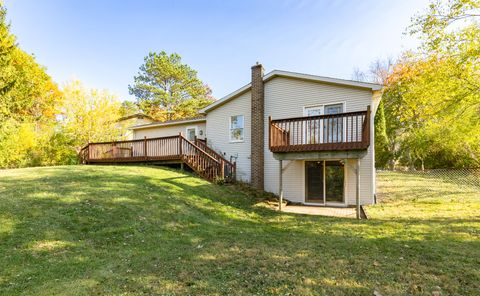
(0, 166), (479, 295)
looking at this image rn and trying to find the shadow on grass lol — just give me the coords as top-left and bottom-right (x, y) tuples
(0, 165), (479, 295)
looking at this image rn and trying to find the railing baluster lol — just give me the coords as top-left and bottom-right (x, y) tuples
(356, 115), (358, 142)
(346, 116), (349, 143)
(325, 117), (331, 143)
(331, 117), (334, 143)
(301, 119), (303, 145)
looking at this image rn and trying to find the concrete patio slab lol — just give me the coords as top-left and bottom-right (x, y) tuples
(281, 205), (357, 218)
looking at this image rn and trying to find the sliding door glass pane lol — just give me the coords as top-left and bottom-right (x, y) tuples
(305, 161), (324, 202)
(325, 161), (344, 203)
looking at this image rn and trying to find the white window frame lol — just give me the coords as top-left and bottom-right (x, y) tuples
(303, 105), (324, 145)
(185, 126), (198, 141)
(302, 101), (346, 144)
(229, 115), (245, 143)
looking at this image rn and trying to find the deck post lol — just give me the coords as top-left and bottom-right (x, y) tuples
(178, 132), (183, 157)
(113, 140), (117, 161)
(144, 136), (147, 160)
(356, 158), (361, 219)
(268, 116), (272, 149)
(278, 159), (283, 211)
(220, 160), (225, 180)
(233, 161), (237, 181)
(87, 144), (91, 164)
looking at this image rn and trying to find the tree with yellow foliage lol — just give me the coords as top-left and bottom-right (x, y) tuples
(59, 80), (123, 151)
(377, 0), (480, 169)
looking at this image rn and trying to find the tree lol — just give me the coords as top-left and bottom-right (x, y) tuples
(410, 0), (480, 55)
(406, 0), (480, 168)
(119, 100), (140, 117)
(352, 58), (394, 84)
(351, 58), (396, 169)
(0, 3), (61, 125)
(0, 4), (132, 168)
(0, 119), (36, 168)
(374, 100), (392, 168)
(129, 51), (214, 121)
(60, 80), (123, 150)
(0, 3), (17, 120)
(7, 48), (62, 124)
(362, 0), (480, 169)
(0, 3), (65, 168)
(382, 52), (480, 169)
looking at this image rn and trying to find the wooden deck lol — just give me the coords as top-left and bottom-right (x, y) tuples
(269, 106), (371, 153)
(79, 135), (236, 182)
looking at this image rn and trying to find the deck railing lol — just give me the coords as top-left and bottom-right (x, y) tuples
(79, 134), (236, 182)
(269, 106), (370, 152)
(84, 135), (182, 163)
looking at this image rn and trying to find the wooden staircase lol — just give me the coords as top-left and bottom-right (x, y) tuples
(79, 134), (236, 183)
(194, 138), (236, 182)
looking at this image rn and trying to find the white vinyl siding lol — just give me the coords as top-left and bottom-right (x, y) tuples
(133, 122), (206, 140)
(263, 76), (376, 205)
(205, 91), (251, 182)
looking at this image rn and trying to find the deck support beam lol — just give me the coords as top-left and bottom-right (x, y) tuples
(278, 159), (283, 211)
(273, 150), (367, 161)
(355, 158), (361, 219)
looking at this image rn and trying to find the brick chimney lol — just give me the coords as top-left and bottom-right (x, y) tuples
(251, 63), (264, 190)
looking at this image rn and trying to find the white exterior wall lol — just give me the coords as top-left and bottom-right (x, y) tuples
(205, 91), (251, 182)
(263, 77), (377, 205)
(133, 122), (206, 140)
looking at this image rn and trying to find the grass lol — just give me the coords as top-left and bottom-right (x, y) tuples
(0, 165), (479, 295)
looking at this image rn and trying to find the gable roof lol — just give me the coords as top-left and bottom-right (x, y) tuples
(130, 116), (206, 130)
(117, 113), (154, 122)
(199, 70), (383, 114)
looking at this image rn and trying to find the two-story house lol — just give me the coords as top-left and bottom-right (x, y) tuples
(127, 64), (382, 208)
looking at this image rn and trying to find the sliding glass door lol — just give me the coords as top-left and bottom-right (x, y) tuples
(305, 160), (344, 204)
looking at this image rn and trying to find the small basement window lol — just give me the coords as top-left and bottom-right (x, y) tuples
(229, 115), (244, 142)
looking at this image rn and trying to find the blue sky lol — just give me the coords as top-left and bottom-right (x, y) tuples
(4, 0), (430, 101)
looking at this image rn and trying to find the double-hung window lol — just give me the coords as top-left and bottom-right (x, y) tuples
(229, 115), (244, 142)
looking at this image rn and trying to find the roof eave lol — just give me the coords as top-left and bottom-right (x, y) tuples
(199, 70), (383, 114)
(199, 83), (251, 114)
(264, 70), (383, 90)
(129, 118), (206, 130)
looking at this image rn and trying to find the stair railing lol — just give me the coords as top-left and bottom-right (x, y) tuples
(180, 134), (223, 182)
(194, 137), (236, 182)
